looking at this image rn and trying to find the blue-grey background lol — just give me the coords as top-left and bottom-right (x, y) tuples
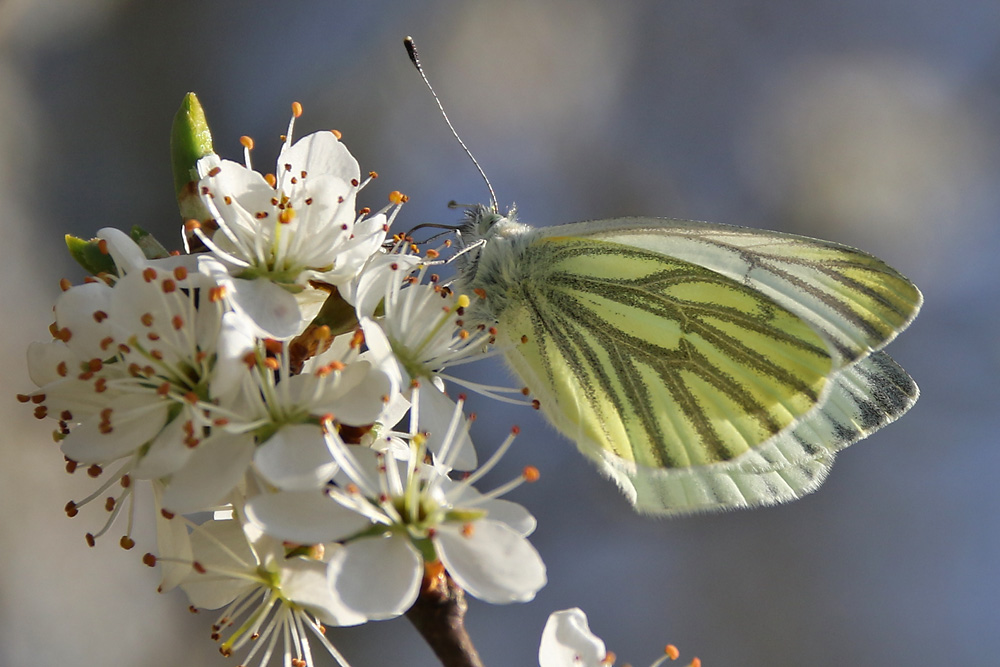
(3, 2), (998, 666)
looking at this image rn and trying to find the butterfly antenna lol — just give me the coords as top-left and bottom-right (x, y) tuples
(404, 36), (499, 213)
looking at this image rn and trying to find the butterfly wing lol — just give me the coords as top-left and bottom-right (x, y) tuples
(474, 218), (919, 514)
(552, 217), (922, 364)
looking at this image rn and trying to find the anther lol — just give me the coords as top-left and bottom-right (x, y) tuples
(142, 553), (157, 567)
(522, 466), (540, 482)
(291, 101), (303, 118)
(97, 239), (109, 255)
(330, 129), (342, 139)
(85, 533), (96, 547)
(240, 136), (254, 150)
(120, 536), (136, 550)
(665, 645), (680, 660)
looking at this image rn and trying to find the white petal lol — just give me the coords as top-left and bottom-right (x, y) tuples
(95, 227), (147, 275)
(208, 311), (255, 401)
(54, 280), (115, 361)
(130, 414), (195, 479)
(254, 423), (338, 491)
(279, 131), (359, 185)
(179, 517), (256, 609)
(477, 497), (537, 537)
(153, 482), (194, 594)
(420, 386), (477, 471)
(538, 608), (607, 667)
(161, 432), (255, 513)
(329, 363), (394, 427)
(61, 395), (170, 464)
(326, 535), (422, 620)
(435, 520), (546, 604)
(245, 490), (373, 544)
(281, 556), (368, 627)
(26, 340), (77, 387)
(228, 277), (303, 340)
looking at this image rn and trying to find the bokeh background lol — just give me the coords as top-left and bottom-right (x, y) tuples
(3, 2), (999, 666)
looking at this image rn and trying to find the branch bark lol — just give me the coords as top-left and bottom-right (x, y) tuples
(405, 568), (484, 667)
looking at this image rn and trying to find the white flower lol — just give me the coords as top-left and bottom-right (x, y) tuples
(171, 509), (358, 667)
(188, 106), (402, 339)
(540, 608), (607, 667)
(244, 388), (545, 619)
(358, 264), (509, 469)
(539, 608), (690, 667)
(234, 329), (402, 491)
(22, 258), (257, 535)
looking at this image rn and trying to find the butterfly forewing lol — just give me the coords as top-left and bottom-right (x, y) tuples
(557, 218), (922, 363)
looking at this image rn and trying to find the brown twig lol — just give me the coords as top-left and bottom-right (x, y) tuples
(405, 566), (484, 667)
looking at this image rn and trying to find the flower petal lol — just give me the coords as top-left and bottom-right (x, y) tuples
(326, 535), (422, 620)
(538, 608), (607, 667)
(245, 490), (373, 544)
(435, 520), (546, 604)
(254, 423), (338, 491)
(160, 432), (255, 513)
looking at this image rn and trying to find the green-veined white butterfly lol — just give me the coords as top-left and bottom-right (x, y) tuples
(451, 205), (920, 515)
(400, 35), (920, 515)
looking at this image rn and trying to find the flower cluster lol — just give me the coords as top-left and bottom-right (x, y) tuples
(20, 96), (687, 667)
(20, 100), (547, 667)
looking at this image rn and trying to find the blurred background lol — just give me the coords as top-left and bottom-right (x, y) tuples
(3, 1), (999, 666)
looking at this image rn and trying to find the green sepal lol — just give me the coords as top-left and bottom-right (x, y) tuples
(309, 287), (360, 338)
(171, 92), (215, 222)
(413, 537), (438, 564)
(65, 234), (117, 276)
(130, 226), (171, 260)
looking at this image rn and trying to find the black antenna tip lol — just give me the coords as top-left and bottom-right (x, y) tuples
(404, 36), (421, 69)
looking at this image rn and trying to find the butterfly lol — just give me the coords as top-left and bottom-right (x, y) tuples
(451, 205), (921, 515)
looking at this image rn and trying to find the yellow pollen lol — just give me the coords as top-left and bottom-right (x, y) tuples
(388, 190), (407, 205)
(456, 294), (470, 308)
(279, 208), (296, 224)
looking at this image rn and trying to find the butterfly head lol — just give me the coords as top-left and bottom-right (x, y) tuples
(459, 204), (517, 242)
